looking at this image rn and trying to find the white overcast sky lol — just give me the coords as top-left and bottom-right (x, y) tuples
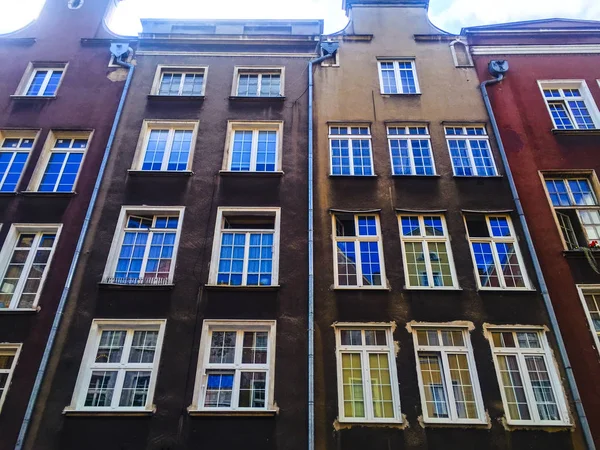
(1, 0), (600, 35)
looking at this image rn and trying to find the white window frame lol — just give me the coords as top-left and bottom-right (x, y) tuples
(332, 213), (387, 289)
(222, 121), (283, 173)
(231, 67), (285, 97)
(334, 323), (402, 423)
(464, 214), (531, 290)
(27, 131), (92, 192)
(208, 207), (281, 287)
(66, 319), (166, 413)
(131, 120), (198, 172)
(190, 320), (277, 412)
(0, 224), (62, 310)
(576, 285), (600, 356)
(0, 343), (22, 412)
(445, 125), (498, 177)
(407, 323), (487, 425)
(0, 130), (39, 192)
(387, 125), (436, 176)
(377, 59), (420, 94)
(398, 214), (459, 289)
(15, 62), (68, 97)
(102, 206), (185, 285)
(150, 65), (208, 96)
(328, 125), (375, 176)
(538, 80), (600, 130)
(484, 325), (571, 427)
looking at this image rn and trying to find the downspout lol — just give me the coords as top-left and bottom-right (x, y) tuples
(15, 44), (134, 450)
(481, 61), (595, 450)
(308, 41), (337, 450)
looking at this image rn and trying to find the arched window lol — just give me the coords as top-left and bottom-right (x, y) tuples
(450, 40), (474, 68)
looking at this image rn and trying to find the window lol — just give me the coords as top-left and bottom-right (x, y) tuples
(445, 126), (497, 177)
(31, 134), (90, 192)
(334, 324), (402, 423)
(399, 215), (458, 289)
(224, 122), (283, 172)
(0, 344), (21, 412)
(409, 325), (486, 424)
(191, 320), (276, 412)
(16, 64), (66, 97)
(0, 225), (61, 310)
(387, 126), (435, 175)
(333, 213), (386, 289)
(103, 207), (184, 285)
(329, 126), (374, 176)
(377, 60), (419, 94)
(540, 82), (599, 130)
(544, 175), (600, 249)
(486, 327), (570, 426)
(0, 132), (36, 192)
(152, 66), (206, 96)
(233, 68), (283, 97)
(209, 208), (280, 287)
(577, 286), (600, 354)
(68, 320), (165, 412)
(132, 122), (197, 172)
(464, 214), (530, 290)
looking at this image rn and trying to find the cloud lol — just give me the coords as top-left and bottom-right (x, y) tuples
(429, 0), (600, 33)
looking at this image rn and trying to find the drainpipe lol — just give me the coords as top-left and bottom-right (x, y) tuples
(481, 61), (595, 450)
(307, 41), (338, 450)
(15, 44), (134, 450)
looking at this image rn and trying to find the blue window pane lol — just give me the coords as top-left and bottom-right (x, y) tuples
(331, 139), (350, 175)
(167, 130), (192, 171)
(26, 71), (48, 96)
(358, 216), (377, 236)
(43, 71), (63, 96)
(143, 130), (169, 171)
(360, 241), (382, 286)
(255, 131), (277, 172)
(231, 130), (253, 171)
(548, 103), (574, 130)
(0, 151), (28, 192)
(545, 180), (571, 206)
(398, 62), (417, 93)
(401, 216), (420, 236)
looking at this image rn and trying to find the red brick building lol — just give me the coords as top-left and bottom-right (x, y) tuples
(464, 19), (600, 447)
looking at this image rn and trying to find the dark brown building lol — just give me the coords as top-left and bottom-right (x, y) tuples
(312, 1), (591, 449)
(464, 18), (600, 447)
(23, 17), (323, 450)
(0, 1), (131, 449)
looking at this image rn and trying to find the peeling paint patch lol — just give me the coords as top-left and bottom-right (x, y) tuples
(499, 415), (573, 433)
(107, 68), (128, 82)
(333, 413), (409, 431)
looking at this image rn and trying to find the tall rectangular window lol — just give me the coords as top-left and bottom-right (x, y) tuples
(334, 325), (402, 423)
(387, 126), (435, 175)
(410, 326), (486, 424)
(544, 175), (600, 249)
(0, 133), (35, 192)
(540, 82), (599, 130)
(140, 127), (195, 172)
(333, 213), (386, 289)
(464, 214), (530, 290)
(191, 320), (276, 412)
(378, 60), (419, 94)
(22, 68), (64, 97)
(234, 69), (283, 97)
(445, 126), (497, 177)
(578, 286), (600, 354)
(329, 126), (374, 176)
(209, 208), (280, 287)
(225, 122), (282, 172)
(0, 226), (60, 310)
(36, 136), (89, 192)
(0, 344), (21, 412)
(487, 327), (570, 426)
(103, 207), (184, 286)
(157, 70), (205, 96)
(399, 215), (458, 289)
(69, 320), (165, 412)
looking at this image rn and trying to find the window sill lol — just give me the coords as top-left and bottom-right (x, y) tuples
(552, 128), (600, 136)
(503, 421), (572, 430)
(63, 408), (155, 417)
(98, 282), (175, 291)
(147, 94), (205, 101)
(453, 175), (503, 179)
(333, 286), (390, 291)
(477, 288), (536, 293)
(0, 192), (18, 197)
(563, 249), (600, 259)
(127, 170), (193, 177)
(392, 174), (440, 178)
(10, 95), (57, 101)
(204, 284), (280, 291)
(20, 191), (76, 197)
(403, 287), (462, 291)
(229, 95), (285, 102)
(421, 420), (489, 428)
(219, 170), (284, 177)
(338, 419), (403, 425)
(188, 409), (278, 417)
(381, 93), (422, 97)
(0, 307), (38, 314)
(329, 174), (378, 178)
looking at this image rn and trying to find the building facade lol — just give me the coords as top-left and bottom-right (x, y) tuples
(464, 19), (600, 447)
(312, 1), (589, 449)
(0, 1), (131, 449)
(24, 17), (322, 450)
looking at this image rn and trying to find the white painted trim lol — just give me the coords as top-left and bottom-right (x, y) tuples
(537, 80), (600, 130)
(470, 44), (600, 55)
(231, 66), (285, 97)
(150, 65), (208, 96)
(0, 343), (22, 412)
(0, 129), (40, 192)
(66, 319), (167, 413)
(386, 125), (436, 176)
(222, 121), (284, 172)
(377, 60), (421, 95)
(449, 39), (474, 68)
(190, 319), (277, 412)
(576, 285), (600, 356)
(444, 125), (498, 177)
(14, 62), (68, 97)
(328, 125), (375, 176)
